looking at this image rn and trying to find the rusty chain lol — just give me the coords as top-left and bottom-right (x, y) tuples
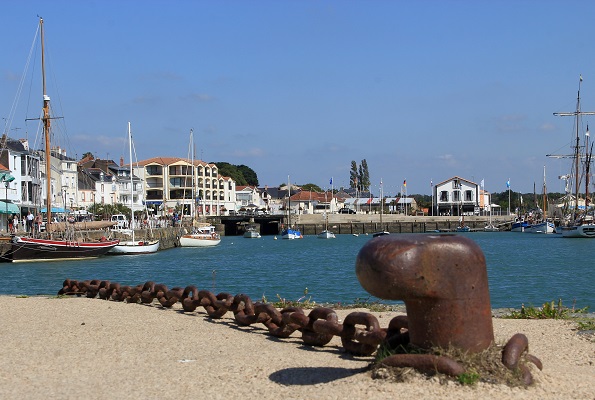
(58, 279), (390, 356)
(57, 278), (539, 383)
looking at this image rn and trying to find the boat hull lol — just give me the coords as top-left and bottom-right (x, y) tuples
(7, 236), (120, 262)
(243, 229), (261, 238)
(511, 221), (529, 232)
(109, 240), (160, 254)
(179, 234), (221, 247)
(317, 230), (336, 239)
(561, 223), (595, 238)
(281, 229), (302, 240)
(524, 221), (556, 234)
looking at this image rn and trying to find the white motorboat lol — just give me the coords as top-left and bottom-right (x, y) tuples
(180, 224), (221, 247)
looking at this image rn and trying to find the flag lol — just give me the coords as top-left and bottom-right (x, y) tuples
(506, 179), (510, 188)
(403, 179), (407, 188)
(329, 177), (333, 185)
(430, 179), (433, 187)
(580, 74), (583, 82)
(520, 195), (523, 204)
(380, 178), (383, 186)
(480, 179), (484, 189)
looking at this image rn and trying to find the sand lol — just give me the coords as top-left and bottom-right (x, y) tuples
(0, 296), (593, 400)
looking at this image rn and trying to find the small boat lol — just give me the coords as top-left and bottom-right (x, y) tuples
(243, 226), (261, 238)
(317, 212), (335, 239)
(281, 227), (302, 240)
(109, 122), (159, 255)
(6, 18), (120, 262)
(372, 231), (390, 237)
(317, 230), (336, 239)
(511, 218), (529, 232)
(179, 224), (221, 247)
(281, 175), (302, 240)
(483, 224), (499, 232)
(456, 214), (470, 232)
(483, 190), (499, 231)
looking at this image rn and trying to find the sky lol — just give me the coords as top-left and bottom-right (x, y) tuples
(2, 0), (595, 196)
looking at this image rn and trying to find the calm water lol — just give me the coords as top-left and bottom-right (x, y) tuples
(0, 232), (593, 310)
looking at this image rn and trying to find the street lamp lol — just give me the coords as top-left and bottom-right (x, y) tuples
(1, 173), (15, 232)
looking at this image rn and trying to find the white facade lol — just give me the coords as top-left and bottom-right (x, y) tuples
(434, 176), (480, 216)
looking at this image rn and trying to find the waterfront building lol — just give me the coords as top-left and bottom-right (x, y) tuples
(433, 176), (480, 216)
(133, 157), (236, 217)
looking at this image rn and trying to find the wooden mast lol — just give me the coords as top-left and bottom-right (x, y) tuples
(40, 17), (53, 231)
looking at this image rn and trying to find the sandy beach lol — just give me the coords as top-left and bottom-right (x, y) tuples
(0, 296), (593, 399)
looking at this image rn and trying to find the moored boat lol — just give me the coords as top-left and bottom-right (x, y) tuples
(281, 227), (302, 240)
(317, 230), (336, 239)
(243, 226), (261, 238)
(6, 18), (119, 262)
(109, 122), (159, 255)
(551, 75), (595, 238)
(180, 224), (221, 247)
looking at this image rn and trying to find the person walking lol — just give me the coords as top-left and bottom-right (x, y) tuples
(8, 214), (15, 234)
(26, 211), (34, 233)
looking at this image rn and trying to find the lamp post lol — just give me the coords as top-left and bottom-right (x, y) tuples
(4, 181), (8, 232)
(1, 174), (15, 232)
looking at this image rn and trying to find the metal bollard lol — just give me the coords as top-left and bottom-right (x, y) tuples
(356, 234), (494, 353)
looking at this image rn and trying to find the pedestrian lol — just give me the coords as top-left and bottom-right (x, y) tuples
(26, 211), (34, 233)
(34, 213), (42, 235)
(8, 214), (15, 234)
(13, 214), (19, 233)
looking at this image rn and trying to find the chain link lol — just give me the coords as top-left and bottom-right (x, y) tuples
(58, 279), (393, 356)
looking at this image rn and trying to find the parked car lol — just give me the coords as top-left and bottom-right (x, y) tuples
(338, 208), (356, 214)
(111, 214), (129, 229)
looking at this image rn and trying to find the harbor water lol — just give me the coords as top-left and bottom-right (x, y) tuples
(0, 232), (593, 310)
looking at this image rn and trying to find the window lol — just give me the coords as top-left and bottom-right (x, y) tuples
(464, 190), (473, 201)
(146, 165), (162, 175)
(440, 191), (448, 202)
(453, 191), (461, 202)
(452, 179), (461, 189)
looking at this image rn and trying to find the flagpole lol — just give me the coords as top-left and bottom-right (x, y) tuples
(507, 179), (511, 216)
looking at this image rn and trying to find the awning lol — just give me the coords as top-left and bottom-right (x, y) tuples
(0, 201), (20, 214)
(40, 207), (67, 213)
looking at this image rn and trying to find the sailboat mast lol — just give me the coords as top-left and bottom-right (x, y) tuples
(128, 122), (134, 241)
(574, 82), (581, 220)
(40, 17), (53, 228)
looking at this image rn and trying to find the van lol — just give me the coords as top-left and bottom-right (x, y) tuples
(111, 214), (128, 229)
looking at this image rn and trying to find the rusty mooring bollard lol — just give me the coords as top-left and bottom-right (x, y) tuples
(356, 234), (494, 353)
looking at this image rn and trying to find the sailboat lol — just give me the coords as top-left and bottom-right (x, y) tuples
(524, 166), (556, 234)
(551, 76), (595, 238)
(8, 18), (119, 261)
(483, 189), (499, 231)
(372, 180), (389, 237)
(281, 176), (302, 239)
(109, 123), (159, 254)
(179, 129), (221, 247)
(243, 224), (261, 238)
(317, 210), (335, 239)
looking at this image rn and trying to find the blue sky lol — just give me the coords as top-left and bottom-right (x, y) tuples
(2, 0), (595, 196)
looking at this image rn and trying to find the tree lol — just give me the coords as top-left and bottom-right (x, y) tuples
(213, 162), (259, 186)
(350, 161), (358, 189)
(360, 159), (370, 191)
(301, 183), (322, 192)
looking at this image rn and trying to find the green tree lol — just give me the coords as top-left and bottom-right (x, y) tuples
(360, 159), (370, 191)
(301, 183), (322, 192)
(350, 160), (358, 189)
(237, 165), (259, 186)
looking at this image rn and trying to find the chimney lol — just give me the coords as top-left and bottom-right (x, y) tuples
(120, 156), (124, 167)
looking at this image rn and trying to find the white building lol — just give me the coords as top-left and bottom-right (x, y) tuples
(433, 176), (480, 216)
